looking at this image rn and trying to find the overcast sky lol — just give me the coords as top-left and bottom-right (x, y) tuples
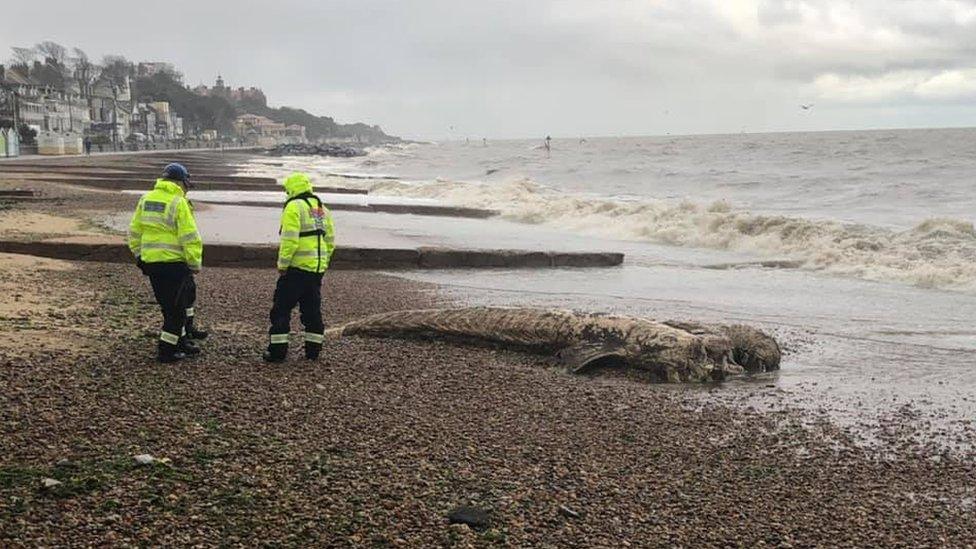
(4, 0), (976, 139)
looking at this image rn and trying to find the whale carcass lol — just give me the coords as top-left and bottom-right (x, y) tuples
(325, 307), (781, 383)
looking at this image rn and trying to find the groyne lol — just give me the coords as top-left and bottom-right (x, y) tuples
(0, 240), (623, 270)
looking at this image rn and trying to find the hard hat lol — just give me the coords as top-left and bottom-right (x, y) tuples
(162, 163), (191, 186)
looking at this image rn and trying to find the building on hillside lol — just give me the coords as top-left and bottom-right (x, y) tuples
(0, 63), (88, 136)
(193, 75), (267, 105)
(130, 103), (157, 141)
(87, 75), (132, 146)
(142, 101), (181, 140)
(0, 65), (48, 130)
(2, 59), (187, 152)
(285, 124), (306, 142)
(234, 113), (305, 146)
(129, 101), (185, 141)
(138, 62), (181, 82)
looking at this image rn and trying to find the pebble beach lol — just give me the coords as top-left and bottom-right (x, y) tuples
(1, 153), (975, 547)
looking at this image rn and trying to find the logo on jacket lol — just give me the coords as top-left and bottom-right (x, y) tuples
(311, 206), (326, 231)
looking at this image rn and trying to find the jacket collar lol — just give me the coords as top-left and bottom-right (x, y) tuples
(154, 179), (185, 196)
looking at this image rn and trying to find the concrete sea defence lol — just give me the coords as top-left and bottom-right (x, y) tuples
(0, 150), (624, 267)
(0, 239), (624, 270)
(0, 189), (57, 204)
(204, 199), (497, 218)
(1, 163), (368, 195)
(23, 176), (366, 195)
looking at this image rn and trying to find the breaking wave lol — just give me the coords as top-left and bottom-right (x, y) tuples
(364, 177), (976, 291)
(238, 150), (976, 292)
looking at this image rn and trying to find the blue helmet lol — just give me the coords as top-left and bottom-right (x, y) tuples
(162, 163), (190, 185)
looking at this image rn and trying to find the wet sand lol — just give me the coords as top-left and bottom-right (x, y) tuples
(2, 156), (975, 545)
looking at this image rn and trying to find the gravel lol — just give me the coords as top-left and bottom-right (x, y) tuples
(0, 260), (974, 547)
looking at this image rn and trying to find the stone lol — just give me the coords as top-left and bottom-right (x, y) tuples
(41, 478), (62, 489)
(266, 143), (366, 158)
(559, 505), (581, 519)
(134, 454), (156, 465)
(447, 506), (490, 530)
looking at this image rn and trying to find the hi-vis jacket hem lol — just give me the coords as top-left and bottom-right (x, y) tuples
(128, 179), (204, 268)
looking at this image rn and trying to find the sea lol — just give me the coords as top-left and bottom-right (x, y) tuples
(160, 128), (976, 441)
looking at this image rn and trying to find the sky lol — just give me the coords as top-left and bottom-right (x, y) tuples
(4, 0), (976, 140)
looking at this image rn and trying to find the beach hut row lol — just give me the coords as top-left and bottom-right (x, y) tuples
(0, 127), (20, 157)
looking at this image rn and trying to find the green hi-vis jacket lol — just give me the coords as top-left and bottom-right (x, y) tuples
(278, 173), (335, 273)
(127, 179), (203, 270)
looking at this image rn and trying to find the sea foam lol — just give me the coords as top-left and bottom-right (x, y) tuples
(360, 177), (976, 291)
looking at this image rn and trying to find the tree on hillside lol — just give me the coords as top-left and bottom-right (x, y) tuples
(71, 47), (100, 94)
(101, 55), (136, 88)
(135, 72), (237, 134)
(9, 47), (36, 67)
(35, 41), (67, 66)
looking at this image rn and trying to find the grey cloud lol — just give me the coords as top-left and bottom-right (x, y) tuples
(3, 0), (976, 138)
(757, 0), (804, 26)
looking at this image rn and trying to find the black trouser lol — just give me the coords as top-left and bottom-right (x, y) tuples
(144, 262), (192, 353)
(268, 268), (324, 359)
(185, 274), (199, 332)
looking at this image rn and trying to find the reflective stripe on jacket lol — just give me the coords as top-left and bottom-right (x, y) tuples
(128, 179), (203, 269)
(278, 196), (335, 273)
(277, 173), (335, 273)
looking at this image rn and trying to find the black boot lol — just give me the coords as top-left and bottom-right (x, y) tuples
(305, 342), (322, 361)
(185, 317), (209, 340)
(179, 338), (202, 356)
(263, 343), (287, 363)
(158, 342), (186, 364)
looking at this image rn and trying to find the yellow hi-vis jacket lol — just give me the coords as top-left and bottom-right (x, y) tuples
(278, 173), (335, 273)
(127, 179), (203, 270)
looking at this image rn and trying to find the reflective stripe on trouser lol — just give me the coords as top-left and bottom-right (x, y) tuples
(146, 263), (192, 354)
(268, 268), (324, 355)
(266, 333), (289, 360)
(304, 332), (324, 360)
(184, 275), (197, 334)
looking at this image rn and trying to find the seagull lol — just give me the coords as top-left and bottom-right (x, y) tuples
(800, 104), (814, 110)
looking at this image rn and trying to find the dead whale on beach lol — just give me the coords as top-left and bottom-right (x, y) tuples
(325, 307), (780, 383)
